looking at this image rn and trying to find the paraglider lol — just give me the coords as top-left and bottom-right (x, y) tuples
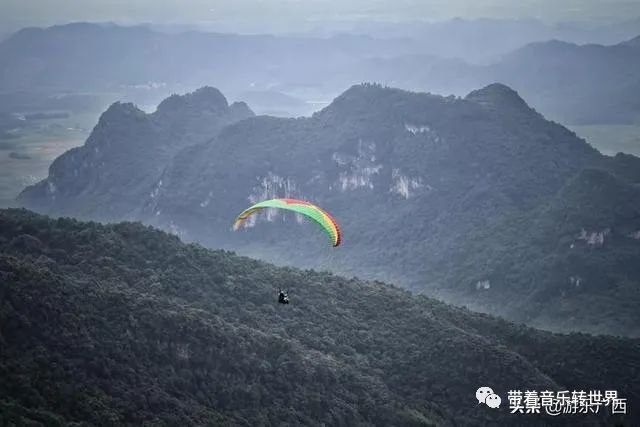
(232, 198), (342, 247)
(233, 198), (341, 305)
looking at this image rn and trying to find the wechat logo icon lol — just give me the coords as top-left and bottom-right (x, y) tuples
(476, 386), (501, 409)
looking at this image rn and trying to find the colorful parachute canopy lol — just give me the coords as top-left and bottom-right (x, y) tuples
(233, 198), (342, 247)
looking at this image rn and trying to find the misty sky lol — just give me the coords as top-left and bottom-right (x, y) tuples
(2, 0), (640, 34)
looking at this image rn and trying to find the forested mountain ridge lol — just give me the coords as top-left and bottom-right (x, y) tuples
(18, 83), (640, 336)
(143, 83), (640, 336)
(1, 208), (638, 426)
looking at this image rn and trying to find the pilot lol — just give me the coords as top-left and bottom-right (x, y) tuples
(278, 290), (289, 304)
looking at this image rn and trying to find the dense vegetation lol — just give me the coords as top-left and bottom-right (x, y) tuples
(421, 167), (640, 335)
(1, 209), (639, 426)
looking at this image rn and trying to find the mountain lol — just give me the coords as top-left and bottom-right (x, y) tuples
(357, 35), (640, 125)
(619, 34), (640, 46)
(344, 18), (640, 63)
(485, 36), (640, 124)
(142, 83), (640, 336)
(0, 23), (419, 94)
(17, 87), (253, 220)
(3, 22), (640, 125)
(20, 83), (640, 336)
(344, 55), (479, 97)
(1, 208), (639, 426)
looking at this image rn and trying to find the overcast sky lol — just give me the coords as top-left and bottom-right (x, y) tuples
(2, 0), (640, 33)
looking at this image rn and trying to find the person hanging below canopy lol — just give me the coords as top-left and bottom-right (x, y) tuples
(278, 289), (289, 305)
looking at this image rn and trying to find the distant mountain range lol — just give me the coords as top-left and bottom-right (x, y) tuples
(1, 208), (638, 426)
(1, 22), (640, 123)
(485, 38), (640, 124)
(353, 36), (640, 124)
(342, 17), (640, 62)
(0, 22), (417, 94)
(19, 83), (640, 337)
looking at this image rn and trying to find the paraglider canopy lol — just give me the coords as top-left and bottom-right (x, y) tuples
(233, 198), (342, 247)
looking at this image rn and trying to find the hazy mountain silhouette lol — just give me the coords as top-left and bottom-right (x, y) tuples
(486, 36), (640, 124)
(0, 22), (418, 94)
(3, 23), (640, 123)
(357, 35), (640, 124)
(344, 17), (640, 62)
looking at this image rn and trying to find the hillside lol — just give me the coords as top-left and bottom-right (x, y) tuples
(17, 87), (253, 220)
(437, 168), (640, 335)
(1, 208), (639, 426)
(18, 83), (640, 337)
